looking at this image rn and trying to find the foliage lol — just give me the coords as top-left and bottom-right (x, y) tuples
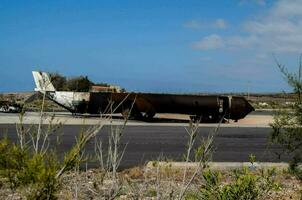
(90, 98), (134, 199)
(197, 167), (279, 200)
(0, 90), (104, 199)
(287, 160), (302, 181)
(49, 72), (67, 91)
(0, 138), (59, 199)
(178, 119), (216, 200)
(199, 170), (222, 199)
(49, 72), (109, 92)
(0, 128), (101, 199)
(249, 154), (256, 165)
(270, 56), (302, 179)
(65, 76), (93, 92)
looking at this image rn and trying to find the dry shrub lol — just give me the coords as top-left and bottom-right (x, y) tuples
(122, 167), (145, 180)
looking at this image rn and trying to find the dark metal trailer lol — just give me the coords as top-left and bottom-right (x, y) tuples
(74, 92), (254, 122)
(32, 71), (254, 122)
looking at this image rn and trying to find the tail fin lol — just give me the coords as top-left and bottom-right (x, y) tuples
(32, 71), (56, 92)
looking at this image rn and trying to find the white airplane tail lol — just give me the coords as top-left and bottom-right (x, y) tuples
(32, 71), (56, 92)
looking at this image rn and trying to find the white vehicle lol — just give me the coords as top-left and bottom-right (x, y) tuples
(0, 101), (22, 113)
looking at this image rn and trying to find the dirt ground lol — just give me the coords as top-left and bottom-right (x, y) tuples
(0, 167), (300, 200)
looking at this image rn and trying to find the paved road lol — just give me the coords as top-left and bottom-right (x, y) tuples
(0, 124), (288, 169)
(0, 111), (273, 127)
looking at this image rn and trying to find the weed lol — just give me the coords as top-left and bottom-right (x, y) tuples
(270, 55), (302, 180)
(198, 167), (279, 200)
(147, 188), (157, 197)
(249, 154), (256, 166)
(0, 138), (59, 199)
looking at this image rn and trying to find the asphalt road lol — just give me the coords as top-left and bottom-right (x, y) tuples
(0, 124), (288, 169)
(0, 110), (274, 127)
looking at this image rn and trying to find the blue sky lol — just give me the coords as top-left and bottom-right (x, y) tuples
(1, 0), (301, 93)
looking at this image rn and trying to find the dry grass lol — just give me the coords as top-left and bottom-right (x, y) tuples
(39, 166), (301, 200)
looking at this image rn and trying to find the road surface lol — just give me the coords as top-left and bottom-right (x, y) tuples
(0, 124), (288, 169)
(0, 110), (273, 127)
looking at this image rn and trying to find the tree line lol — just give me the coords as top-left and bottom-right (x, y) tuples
(49, 72), (110, 92)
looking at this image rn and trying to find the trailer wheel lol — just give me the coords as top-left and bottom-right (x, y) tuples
(206, 114), (225, 123)
(142, 112), (155, 121)
(190, 114), (223, 123)
(190, 115), (202, 123)
(122, 107), (143, 120)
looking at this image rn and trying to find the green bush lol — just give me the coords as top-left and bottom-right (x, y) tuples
(185, 193), (200, 200)
(49, 72), (93, 92)
(65, 76), (93, 92)
(197, 168), (279, 200)
(0, 127), (95, 199)
(270, 56), (302, 180)
(0, 138), (59, 199)
(49, 72), (67, 91)
(219, 169), (260, 200)
(199, 170), (222, 199)
(288, 159), (302, 181)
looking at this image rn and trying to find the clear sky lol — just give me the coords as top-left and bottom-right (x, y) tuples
(1, 0), (301, 93)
